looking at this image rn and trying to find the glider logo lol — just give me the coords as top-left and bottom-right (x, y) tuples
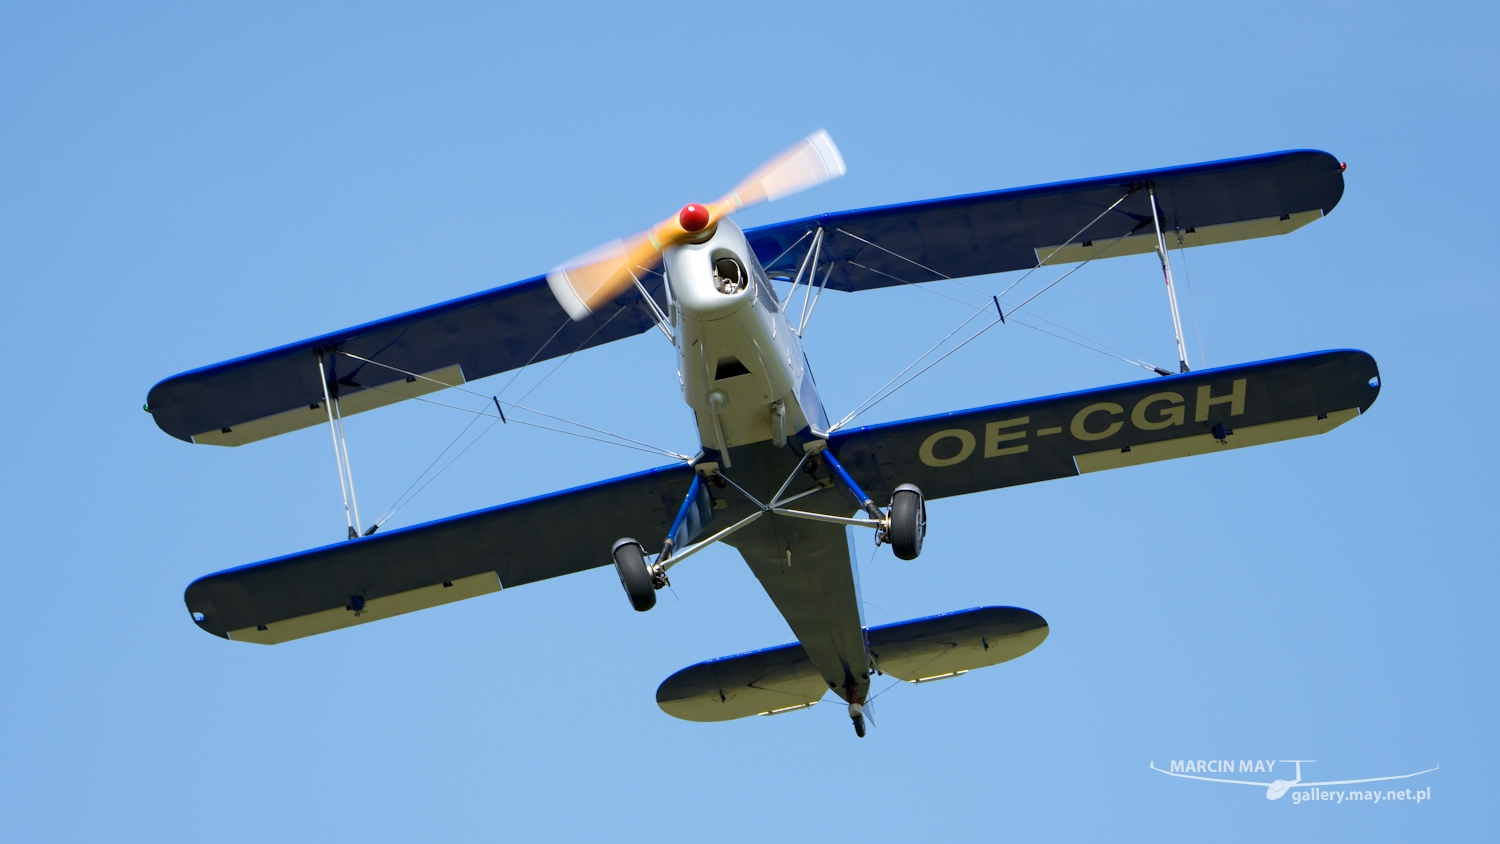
(1150, 759), (1438, 804)
(917, 378), (1247, 467)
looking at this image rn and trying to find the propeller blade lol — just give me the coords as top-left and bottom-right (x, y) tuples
(547, 231), (660, 322)
(547, 131), (845, 321)
(717, 129), (846, 211)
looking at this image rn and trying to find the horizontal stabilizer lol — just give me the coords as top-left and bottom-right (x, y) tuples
(656, 607), (1048, 722)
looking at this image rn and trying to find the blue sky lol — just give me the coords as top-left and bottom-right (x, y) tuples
(2, 2), (1493, 840)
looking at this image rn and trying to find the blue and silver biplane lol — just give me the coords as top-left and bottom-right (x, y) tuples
(147, 134), (1378, 737)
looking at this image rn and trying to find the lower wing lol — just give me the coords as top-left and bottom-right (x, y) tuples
(827, 349), (1379, 503)
(184, 349), (1377, 643)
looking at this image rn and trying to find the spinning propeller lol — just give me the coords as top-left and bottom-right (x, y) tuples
(546, 130), (846, 321)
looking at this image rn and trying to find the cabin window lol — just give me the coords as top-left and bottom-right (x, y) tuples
(713, 256), (747, 294)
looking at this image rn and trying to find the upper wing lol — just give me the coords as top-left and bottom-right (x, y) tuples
(827, 349), (1379, 503)
(146, 274), (667, 446)
(746, 150), (1344, 291)
(185, 462), (695, 643)
(148, 151), (1338, 446)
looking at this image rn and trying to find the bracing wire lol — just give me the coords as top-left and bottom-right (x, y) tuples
(994, 189), (1134, 302)
(832, 211), (1164, 377)
(1006, 315), (1165, 375)
(372, 405), (486, 530)
(1176, 230), (1207, 369)
(832, 313), (1005, 430)
(361, 290), (688, 530)
(373, 407), (504, 529)
(373, 307), (588, 528)
(1003, 309), (1161, 372)
(829, 222), (1167, 431)
(369, 390), (677, 457)
(1003, 230), (1134, 315)
(368, 390), (684, 531)
(761, 229), (814, 279)
(337, 343), (687, 460)
(831, 302), (993, 429)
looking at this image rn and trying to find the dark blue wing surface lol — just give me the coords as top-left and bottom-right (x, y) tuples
(184, 462), (695, 643)
(828, 349), (1379, 503)
(146, 275), (667, 445)
(747, 149), (1344, 291)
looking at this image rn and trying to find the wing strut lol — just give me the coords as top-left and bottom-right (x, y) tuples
(316, 351), (364, 539)
(1148, 183), (1191, 374)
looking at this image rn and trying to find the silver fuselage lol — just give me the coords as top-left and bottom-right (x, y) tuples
(663, 220), (828, 464)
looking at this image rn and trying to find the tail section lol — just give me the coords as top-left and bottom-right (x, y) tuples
(656, 606), (1048, 722)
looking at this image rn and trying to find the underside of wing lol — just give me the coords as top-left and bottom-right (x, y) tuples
(185, 463), (694, 643)
(746, 150), (1344, 291)
(829, 349), (1380, 503)
(146, 274), (668, 445)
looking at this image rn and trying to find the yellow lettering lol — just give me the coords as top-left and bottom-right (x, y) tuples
(1195, 378), (1247, 422)
(985, 416), (1029, 457)
(919, 429), (976, 467)
(1070, 403), (1123, 441)
(1131, 392), (1185, 430)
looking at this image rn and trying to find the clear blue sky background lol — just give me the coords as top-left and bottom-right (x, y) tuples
(2, 2), (1494, 840)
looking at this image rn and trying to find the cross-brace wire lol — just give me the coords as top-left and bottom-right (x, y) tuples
(828, 196), (1170, 430)
(334, 349), (687, 462)
(993, 189), (1135, 302)
(353, 301), (689, 532)
(1176, 228), (1207, 368)
(828, 215), (1164, 374)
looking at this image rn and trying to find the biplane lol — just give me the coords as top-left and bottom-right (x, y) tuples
(147, 133), (1378, 737)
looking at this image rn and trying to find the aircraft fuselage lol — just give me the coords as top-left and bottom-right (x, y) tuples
(663, 220), (829, 466)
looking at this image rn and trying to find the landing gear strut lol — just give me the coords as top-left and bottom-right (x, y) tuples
(816, 445), (925, 561)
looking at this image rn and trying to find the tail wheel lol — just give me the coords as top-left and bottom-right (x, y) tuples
(611, 538), (656, 612)
(888, 484), (926, 561)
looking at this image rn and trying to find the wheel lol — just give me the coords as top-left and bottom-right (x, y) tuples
(888, 484), (926, 560)
(611, 538), (656, 612)
(852, 713), (866, 738)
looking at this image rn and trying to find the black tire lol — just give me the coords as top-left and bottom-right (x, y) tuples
(888, 484), (926, 561)
(852, 713), (866, 738)
(611, 538), (656, 612)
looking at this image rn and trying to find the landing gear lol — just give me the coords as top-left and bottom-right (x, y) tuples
(849, 702), (866, 738)
(888, 483), (926, 561)
(611, 538), (656, 612)
(812, 446), (926, 560)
